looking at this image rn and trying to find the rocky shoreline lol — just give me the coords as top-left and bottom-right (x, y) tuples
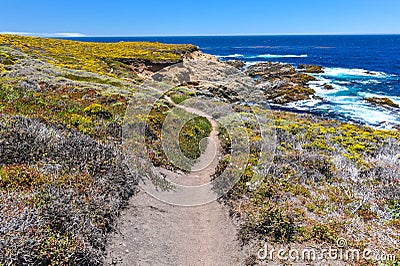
(203, 56), (400, 128)
(179, 55), (320, 106)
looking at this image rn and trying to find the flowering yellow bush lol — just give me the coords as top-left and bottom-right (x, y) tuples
(84, 103), (112, 119)
(70, 114), (94, 134)
(0, 34), (197, 76)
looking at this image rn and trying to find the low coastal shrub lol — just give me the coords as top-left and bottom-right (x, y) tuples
(0, 116), (135, 265)
(179, 117), (212, 159)
(84, 103), (112, 119)
(0, 35), (203, 264)
(0, 51), (17, 65)
(0, 73), (128, 140)
(70, 113), (94, 134)
(0, 164), (50, 191)
(62, 73), (125, 87)
(224, 109), (400, 264)
(241, 204), (297, 243)
(167, 87), (196, 104)
(144, 97), (212, 170)
(388, 200), (400, 220)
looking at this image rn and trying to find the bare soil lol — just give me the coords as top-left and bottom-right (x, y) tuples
(105, 103), (247, 265)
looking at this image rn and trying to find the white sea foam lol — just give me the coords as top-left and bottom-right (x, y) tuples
(340, 104), (396, 125)
(282, 94), (400, 129)
(256, 54), (308, 59)
(357, 79), (382, 85)
(391, 96), (400, 105)
(309, 77), (331, 85)
(336, 81), (351, 85)
(309, 78), (348, 95)
(216, 54), (244, 58)
(358, 92), (387, 98)
(244, 60), (280, 67)
(285, 101), (315, 110)
(331, 96), (359, 104)
(318, 67), (390, 78)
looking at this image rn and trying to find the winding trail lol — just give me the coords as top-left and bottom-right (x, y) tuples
(105, 98), (245, 265)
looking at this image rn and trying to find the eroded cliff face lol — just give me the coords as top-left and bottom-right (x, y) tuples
(115, 45), (201, 75)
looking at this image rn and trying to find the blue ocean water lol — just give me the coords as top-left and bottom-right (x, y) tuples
(66, 35), (400, 128)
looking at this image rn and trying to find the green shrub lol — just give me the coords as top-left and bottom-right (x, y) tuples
(388, 200), (400, 220)
(311, 224), (337, 243)
(0, 164), (50, 191)
(62, 73), (124, 87)
(70, 114), (94, 134)
(0, 51), (16, 65)
(83, 103), (112, 119)
(247, 204), (297, 243)
(179, 117), (212, 160)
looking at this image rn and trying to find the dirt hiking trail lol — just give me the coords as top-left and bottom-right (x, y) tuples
(105, 101), (246, 265)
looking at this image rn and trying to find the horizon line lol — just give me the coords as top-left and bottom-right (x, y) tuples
(60, 32), (400, 37)
(1, 31), (400, 38)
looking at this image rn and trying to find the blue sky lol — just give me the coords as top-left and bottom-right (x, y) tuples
(1, 0), (400, 36)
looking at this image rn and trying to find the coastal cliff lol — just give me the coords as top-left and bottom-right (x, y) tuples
(0, 35), (399, 265)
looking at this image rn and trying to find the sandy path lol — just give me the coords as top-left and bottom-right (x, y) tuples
(105, 191), (244, 266)
(105, 99), (245, 265)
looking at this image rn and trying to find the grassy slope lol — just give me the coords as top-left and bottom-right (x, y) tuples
(0, 35), (203, 265)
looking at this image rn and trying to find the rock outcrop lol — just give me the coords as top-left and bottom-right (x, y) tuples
(244, 62), (317, 104)
(245, 62), (297, 77)
(225, 60), (246, 69)
(323, 84), (334, 90)
(185, 50), (219, 62)
(151, 59), (266, 105)
(115, 48), (202, 77)
(365, 97), (399, 108)
(298, 64), (324, 73)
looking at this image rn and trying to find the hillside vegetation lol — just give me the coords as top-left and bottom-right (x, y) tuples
(0, 34), (198, 78)
(0, 35), (202, 265)
(0, 35), (399, 265)
(225, 110), (400, 265)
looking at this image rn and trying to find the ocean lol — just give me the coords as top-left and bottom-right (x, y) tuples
(65, 35), (400, 129)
